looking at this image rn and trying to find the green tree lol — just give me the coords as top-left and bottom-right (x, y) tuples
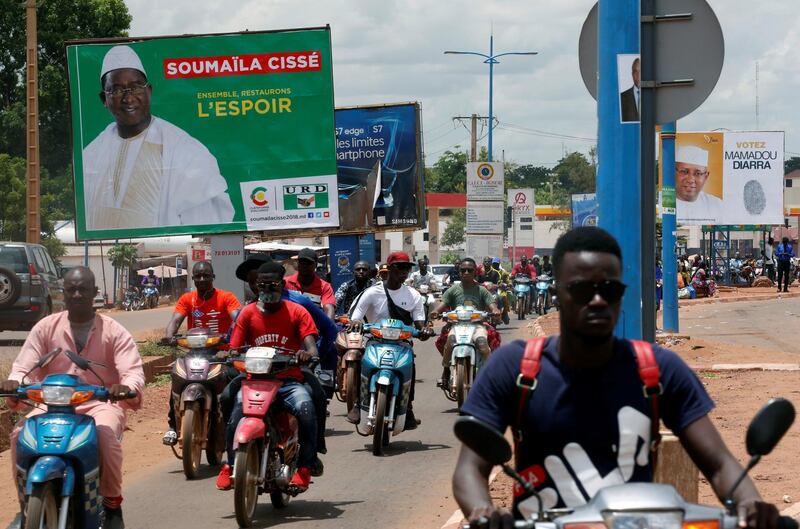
(785, 157), (800, 174)
(0, 0), (132, 222)
(441, 209), (466, 248)
(107, 243), (138, 270)
(425, 146), (488, 193)
(0, 154), (27, 240)
(505, 163), (551, 191)
(552, 151), (595, 195)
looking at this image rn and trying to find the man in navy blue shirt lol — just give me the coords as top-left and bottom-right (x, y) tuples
(775, 236), (794, 293)
(453, 227), (781, 529)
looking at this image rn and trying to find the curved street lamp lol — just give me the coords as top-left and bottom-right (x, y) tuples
(445, 35), (537, 161)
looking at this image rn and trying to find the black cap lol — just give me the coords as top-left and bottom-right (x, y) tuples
(297, 248), (318, 264)
(235, 253), (272, 281)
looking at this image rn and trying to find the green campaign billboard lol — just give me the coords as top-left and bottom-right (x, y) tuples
(66, 27), (337, 240)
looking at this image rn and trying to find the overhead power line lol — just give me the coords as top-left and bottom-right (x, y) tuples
(499, 122), (597, 143)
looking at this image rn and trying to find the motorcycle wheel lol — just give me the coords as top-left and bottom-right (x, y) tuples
(345, 362), (359, 413)
(517, 297), (525, 320)
(372, 385), (389, 456)
(25, 482), (58, 529)
(234, 442), (259, 528)
(182, 403), (203, 479)
(455, 357), (470, 410)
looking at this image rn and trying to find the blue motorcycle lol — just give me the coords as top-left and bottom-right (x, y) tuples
(534, 274), (554, 316)
(355, 319), (419, 456)
(140, 284), (159, 310)
(1, 349), (136, 529)
(513, 274), (533, 320)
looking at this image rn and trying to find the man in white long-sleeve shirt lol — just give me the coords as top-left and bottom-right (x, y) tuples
(82, 45), (235, 231)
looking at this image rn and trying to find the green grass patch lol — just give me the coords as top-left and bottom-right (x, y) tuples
(147, 373), (172, 387)
(699, 371), (719, 379)
(137, 339), (175, 357)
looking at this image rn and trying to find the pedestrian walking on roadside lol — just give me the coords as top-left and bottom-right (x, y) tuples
(761, 236), (776, 281)
(775, 236), (794, 293)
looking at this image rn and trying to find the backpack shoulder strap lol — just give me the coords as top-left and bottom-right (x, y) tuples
(629, 339), (663, 472)
(513, 337), (547, 441)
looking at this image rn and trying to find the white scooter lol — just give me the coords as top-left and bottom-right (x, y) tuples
(438, 305), (489, 409)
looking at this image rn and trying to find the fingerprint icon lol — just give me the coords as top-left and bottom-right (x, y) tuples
(743, 180), (766, 215)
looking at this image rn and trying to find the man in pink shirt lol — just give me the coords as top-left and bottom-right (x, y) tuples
(284, 248), (336, 319)
(1, 267), (144, 529)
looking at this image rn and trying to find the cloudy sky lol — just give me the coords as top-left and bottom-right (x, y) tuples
(126, 0), (800, 168)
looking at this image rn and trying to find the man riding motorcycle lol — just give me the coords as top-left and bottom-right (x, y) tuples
(227, 254), (333, 480)
(335, 260), (375, 315)
(478, 256), (500, 284)
(347, 252), (433, 428)
(162, 261), (241, 446)
(453, 227), (782, 529)
(409, 258), (438, 290)
(140, 267), (161, 307)
(220, 261), (320, 494)
(430, 257), (501, 385)
(511, 255), (537, 311)
(2, 267), (144, 529)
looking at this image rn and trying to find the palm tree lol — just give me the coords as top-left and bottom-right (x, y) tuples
(107, 244), (138, 306)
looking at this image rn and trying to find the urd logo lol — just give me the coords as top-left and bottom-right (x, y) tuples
(283, 184), (329, 210)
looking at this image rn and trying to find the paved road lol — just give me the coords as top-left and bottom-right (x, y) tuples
(0, 306), (174, 364)
(122, 318), (530, 529)
(680, 298), (800, 354)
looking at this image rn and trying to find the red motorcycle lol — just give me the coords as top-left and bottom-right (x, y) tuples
(229, 346), (312, 528)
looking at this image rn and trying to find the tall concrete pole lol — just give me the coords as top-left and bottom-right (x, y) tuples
(25, 0), (41, 244)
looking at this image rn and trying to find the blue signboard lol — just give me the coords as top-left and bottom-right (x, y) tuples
(329, 235), (359, 293)
(571, 193), (599, 228)
(358, 233), (377, 265)
(335, 103), (422, 231)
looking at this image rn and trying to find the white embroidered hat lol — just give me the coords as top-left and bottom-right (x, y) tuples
(675, 145), (709, 167)
(100, 45), (147, 79)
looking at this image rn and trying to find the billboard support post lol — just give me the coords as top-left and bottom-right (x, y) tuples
(641, 0), (657, 342)
(597, 0), (641, 339)
(660, 122), (678, 332)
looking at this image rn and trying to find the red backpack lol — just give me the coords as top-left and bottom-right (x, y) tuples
(513, 337), (663, 470)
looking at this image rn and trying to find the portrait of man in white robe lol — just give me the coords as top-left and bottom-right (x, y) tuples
(675, 144), (724, 225)
(82, 45), (235, 231)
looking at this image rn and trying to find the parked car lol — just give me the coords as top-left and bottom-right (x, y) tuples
(0, 242), (65, 331)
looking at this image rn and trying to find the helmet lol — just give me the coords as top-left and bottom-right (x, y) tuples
(147, 267), (155, 273)
(492, 257), (501, 264)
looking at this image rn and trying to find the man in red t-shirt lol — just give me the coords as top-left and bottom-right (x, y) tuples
(284, 248), (336, 319)
(161, 261), (241, 445)
(217, 261), (320, 494)
(510, 254), (537, 279)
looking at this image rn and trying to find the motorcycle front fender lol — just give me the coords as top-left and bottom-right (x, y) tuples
(233, 417), (266, 449)
(25, 456), (68, 495)
(370, 369), (399, 396)
(180, 383), (210, 409)
(452, 344), (476, 362)
(342, 349), (363, 363)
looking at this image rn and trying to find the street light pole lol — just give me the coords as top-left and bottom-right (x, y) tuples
(445, 35), (537, 162)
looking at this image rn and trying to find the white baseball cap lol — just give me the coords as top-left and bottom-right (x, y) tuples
(100, 45), (147, 79)
(675, 145), (709, 167)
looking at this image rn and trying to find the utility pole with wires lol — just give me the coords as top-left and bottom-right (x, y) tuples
(25, 0), (41, 244)
(452, 114), (490, 161)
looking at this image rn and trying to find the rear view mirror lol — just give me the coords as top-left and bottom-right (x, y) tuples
(36, 348), (62, 369)
(65, 350), (90, 371)
(746, 398), (795, 457)
(453, 415), (511, 465)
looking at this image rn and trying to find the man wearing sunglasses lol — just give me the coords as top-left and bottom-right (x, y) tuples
(454, 227), (780, 529)
(83, 45), (234, 230)
(347, 252), (433, 428)
(430, 258), (501, 385)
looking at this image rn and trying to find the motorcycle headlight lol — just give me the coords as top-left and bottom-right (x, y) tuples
(188, 357), (209, 370)
(380, 327), (402, 340)
(602, 510), (683, 529)
(457, 310), (471, 321)
(244, 347), (276, 374)
(186, 334), (211, 348)
(42, 385), (75, 406)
